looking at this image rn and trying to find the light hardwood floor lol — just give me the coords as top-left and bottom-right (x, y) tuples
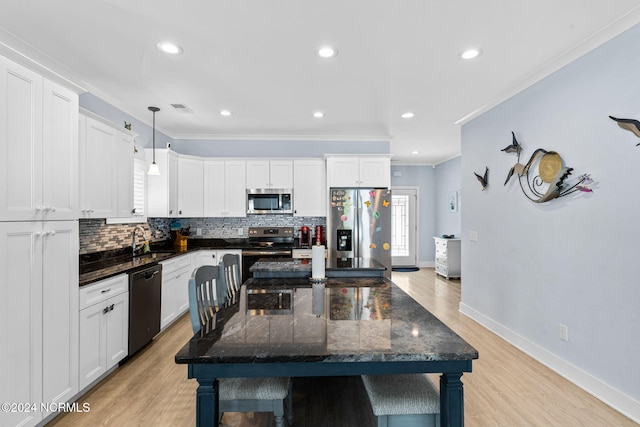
(49, 269), (637, 427)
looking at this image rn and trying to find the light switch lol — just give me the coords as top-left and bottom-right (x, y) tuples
(469, 231), (478, 241)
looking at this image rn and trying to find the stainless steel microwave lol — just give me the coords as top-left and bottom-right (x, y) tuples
(247, 189), (293, 215)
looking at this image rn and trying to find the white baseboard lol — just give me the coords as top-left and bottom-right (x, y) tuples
(419, 261), (435, 268)
(459, 302), (640, 424)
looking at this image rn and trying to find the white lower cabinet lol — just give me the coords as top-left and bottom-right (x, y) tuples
(195, 249), (243, 276)
(0, 221), (78, 427)
(160, 255), (192, 330)
(79, 274), (129, 391)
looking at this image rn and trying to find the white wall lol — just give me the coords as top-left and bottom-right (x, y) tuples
(460, 23), (640, 421)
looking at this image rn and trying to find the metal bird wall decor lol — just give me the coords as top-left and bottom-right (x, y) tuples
(609, 116), (640, 145)
(474, 167), (489, 191)
(502, 132), (594, 203)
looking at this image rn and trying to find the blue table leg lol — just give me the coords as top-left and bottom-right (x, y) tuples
(440, 372), (464, 427)
(196, 378), (219, 427)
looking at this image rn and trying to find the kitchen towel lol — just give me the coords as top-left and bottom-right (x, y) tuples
(312, 244), (325, 279)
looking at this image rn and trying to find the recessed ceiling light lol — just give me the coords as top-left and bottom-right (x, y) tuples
(313, 111), (324, 118)
(460, 48), (481, 60)
(317, 46), (338, 59)
(220, 110), (232, 116)
(157, 41), (183, 55)
(412, 151), (419, 155)
(401, 112), (415, 119)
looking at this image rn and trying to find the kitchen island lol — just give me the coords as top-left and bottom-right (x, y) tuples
(175, 261), (478, 427)
(250, 256), (387, 278)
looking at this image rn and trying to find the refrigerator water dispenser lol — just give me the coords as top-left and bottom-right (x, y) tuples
(337, 229), (352, 252)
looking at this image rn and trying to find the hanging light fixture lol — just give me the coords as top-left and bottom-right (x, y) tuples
(147, 106), (161, 175)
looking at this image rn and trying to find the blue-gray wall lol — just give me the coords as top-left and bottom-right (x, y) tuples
(390, 165), (436, 266)
(435, 157), (461, 237)
(460, 23), (640, 421)
(80, 93), (173, 152)
(389, 159), (461, 267)
(172, 138), (390, 158)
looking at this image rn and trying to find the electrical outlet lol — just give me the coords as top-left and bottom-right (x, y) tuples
(559, 324), (569, 342)
(469, 231), (478, 241)
(196, 228), (202, 236)
(238, 227), (243, 236)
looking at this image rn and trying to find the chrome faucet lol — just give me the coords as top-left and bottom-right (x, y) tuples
(132, 225), (149, 256)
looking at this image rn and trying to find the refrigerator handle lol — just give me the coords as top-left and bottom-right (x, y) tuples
(355, 199), (361, 259)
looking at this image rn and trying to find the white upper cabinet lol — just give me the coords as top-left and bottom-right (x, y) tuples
(246, 160), (293, 189)
(116, 132), (135, 218)
(326, 156), (391, 188)
(177, 156), (204, 217)
(0, 56), (79, 221)
(79, 110), (136, 219)
(204, 159), (247, 217)
(42, 80), (79, 220)
(293, 159), (326, 217)
(146, 148), (179, 217)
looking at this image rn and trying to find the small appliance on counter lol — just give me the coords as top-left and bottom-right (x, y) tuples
(299, 226), (311, 247)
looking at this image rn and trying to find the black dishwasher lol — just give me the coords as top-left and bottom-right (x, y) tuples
(128, 264), (162, 356)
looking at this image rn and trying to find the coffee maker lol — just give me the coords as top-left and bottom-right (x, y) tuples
(299, 226), (311, 247)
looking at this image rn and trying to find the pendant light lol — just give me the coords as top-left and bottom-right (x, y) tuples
(147, 106), (161, 175)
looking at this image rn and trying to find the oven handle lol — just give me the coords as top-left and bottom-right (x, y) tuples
(242, 250), (292, 256)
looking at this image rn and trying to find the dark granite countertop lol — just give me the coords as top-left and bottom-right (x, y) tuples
(78, 239), (249, 286)
(175, 277), (479, 364)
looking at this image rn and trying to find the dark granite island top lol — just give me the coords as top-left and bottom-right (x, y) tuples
(250, 257), (387, 278)
(175, 277), (478, 427)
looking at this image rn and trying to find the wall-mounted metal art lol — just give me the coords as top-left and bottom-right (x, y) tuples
(609, 116), (640, 145)
(502, 132), (593, 203)
(474, 167), (489, 191)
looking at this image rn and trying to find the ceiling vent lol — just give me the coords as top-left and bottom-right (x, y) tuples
(171, 103), (194, 113)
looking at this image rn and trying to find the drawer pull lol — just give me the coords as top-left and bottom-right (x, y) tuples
(101, 288), (111, 294)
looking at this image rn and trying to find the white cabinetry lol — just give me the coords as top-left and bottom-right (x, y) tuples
(79, 274), (129, 390)
(326, 156), (390, 188)
(177, 156), (204, 217)
(79, 110), (136, 218)
(195, 249), (242, 272)
(434, 237), (461, 279)
(116, 132), (135, 218)
(146, 149), (179, 217)
(204, 160), (247, 217)
(246, 160), (293, 189)
(293, 159), (326, 217)
(0, 56), (79, 221)
(160, 254), (192, 330)
(0, 221), (78, 427)
(147, 151), (203, 217)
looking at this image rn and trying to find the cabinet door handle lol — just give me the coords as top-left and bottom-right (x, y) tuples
(110, 304), (115, 312)
(103, 306), (109, 314)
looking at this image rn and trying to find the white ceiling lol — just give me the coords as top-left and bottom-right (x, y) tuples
(2, 1), (640, 164)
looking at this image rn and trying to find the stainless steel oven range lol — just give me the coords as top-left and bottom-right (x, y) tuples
(242, 227), (294, 280)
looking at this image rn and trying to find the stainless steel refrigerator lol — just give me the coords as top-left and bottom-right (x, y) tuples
(328, 188), (392, 278)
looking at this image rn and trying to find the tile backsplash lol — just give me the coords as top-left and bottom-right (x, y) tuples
(79, 216), (326, 254)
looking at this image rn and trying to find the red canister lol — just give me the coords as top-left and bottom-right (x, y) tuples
(314, 225), (324, 245)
